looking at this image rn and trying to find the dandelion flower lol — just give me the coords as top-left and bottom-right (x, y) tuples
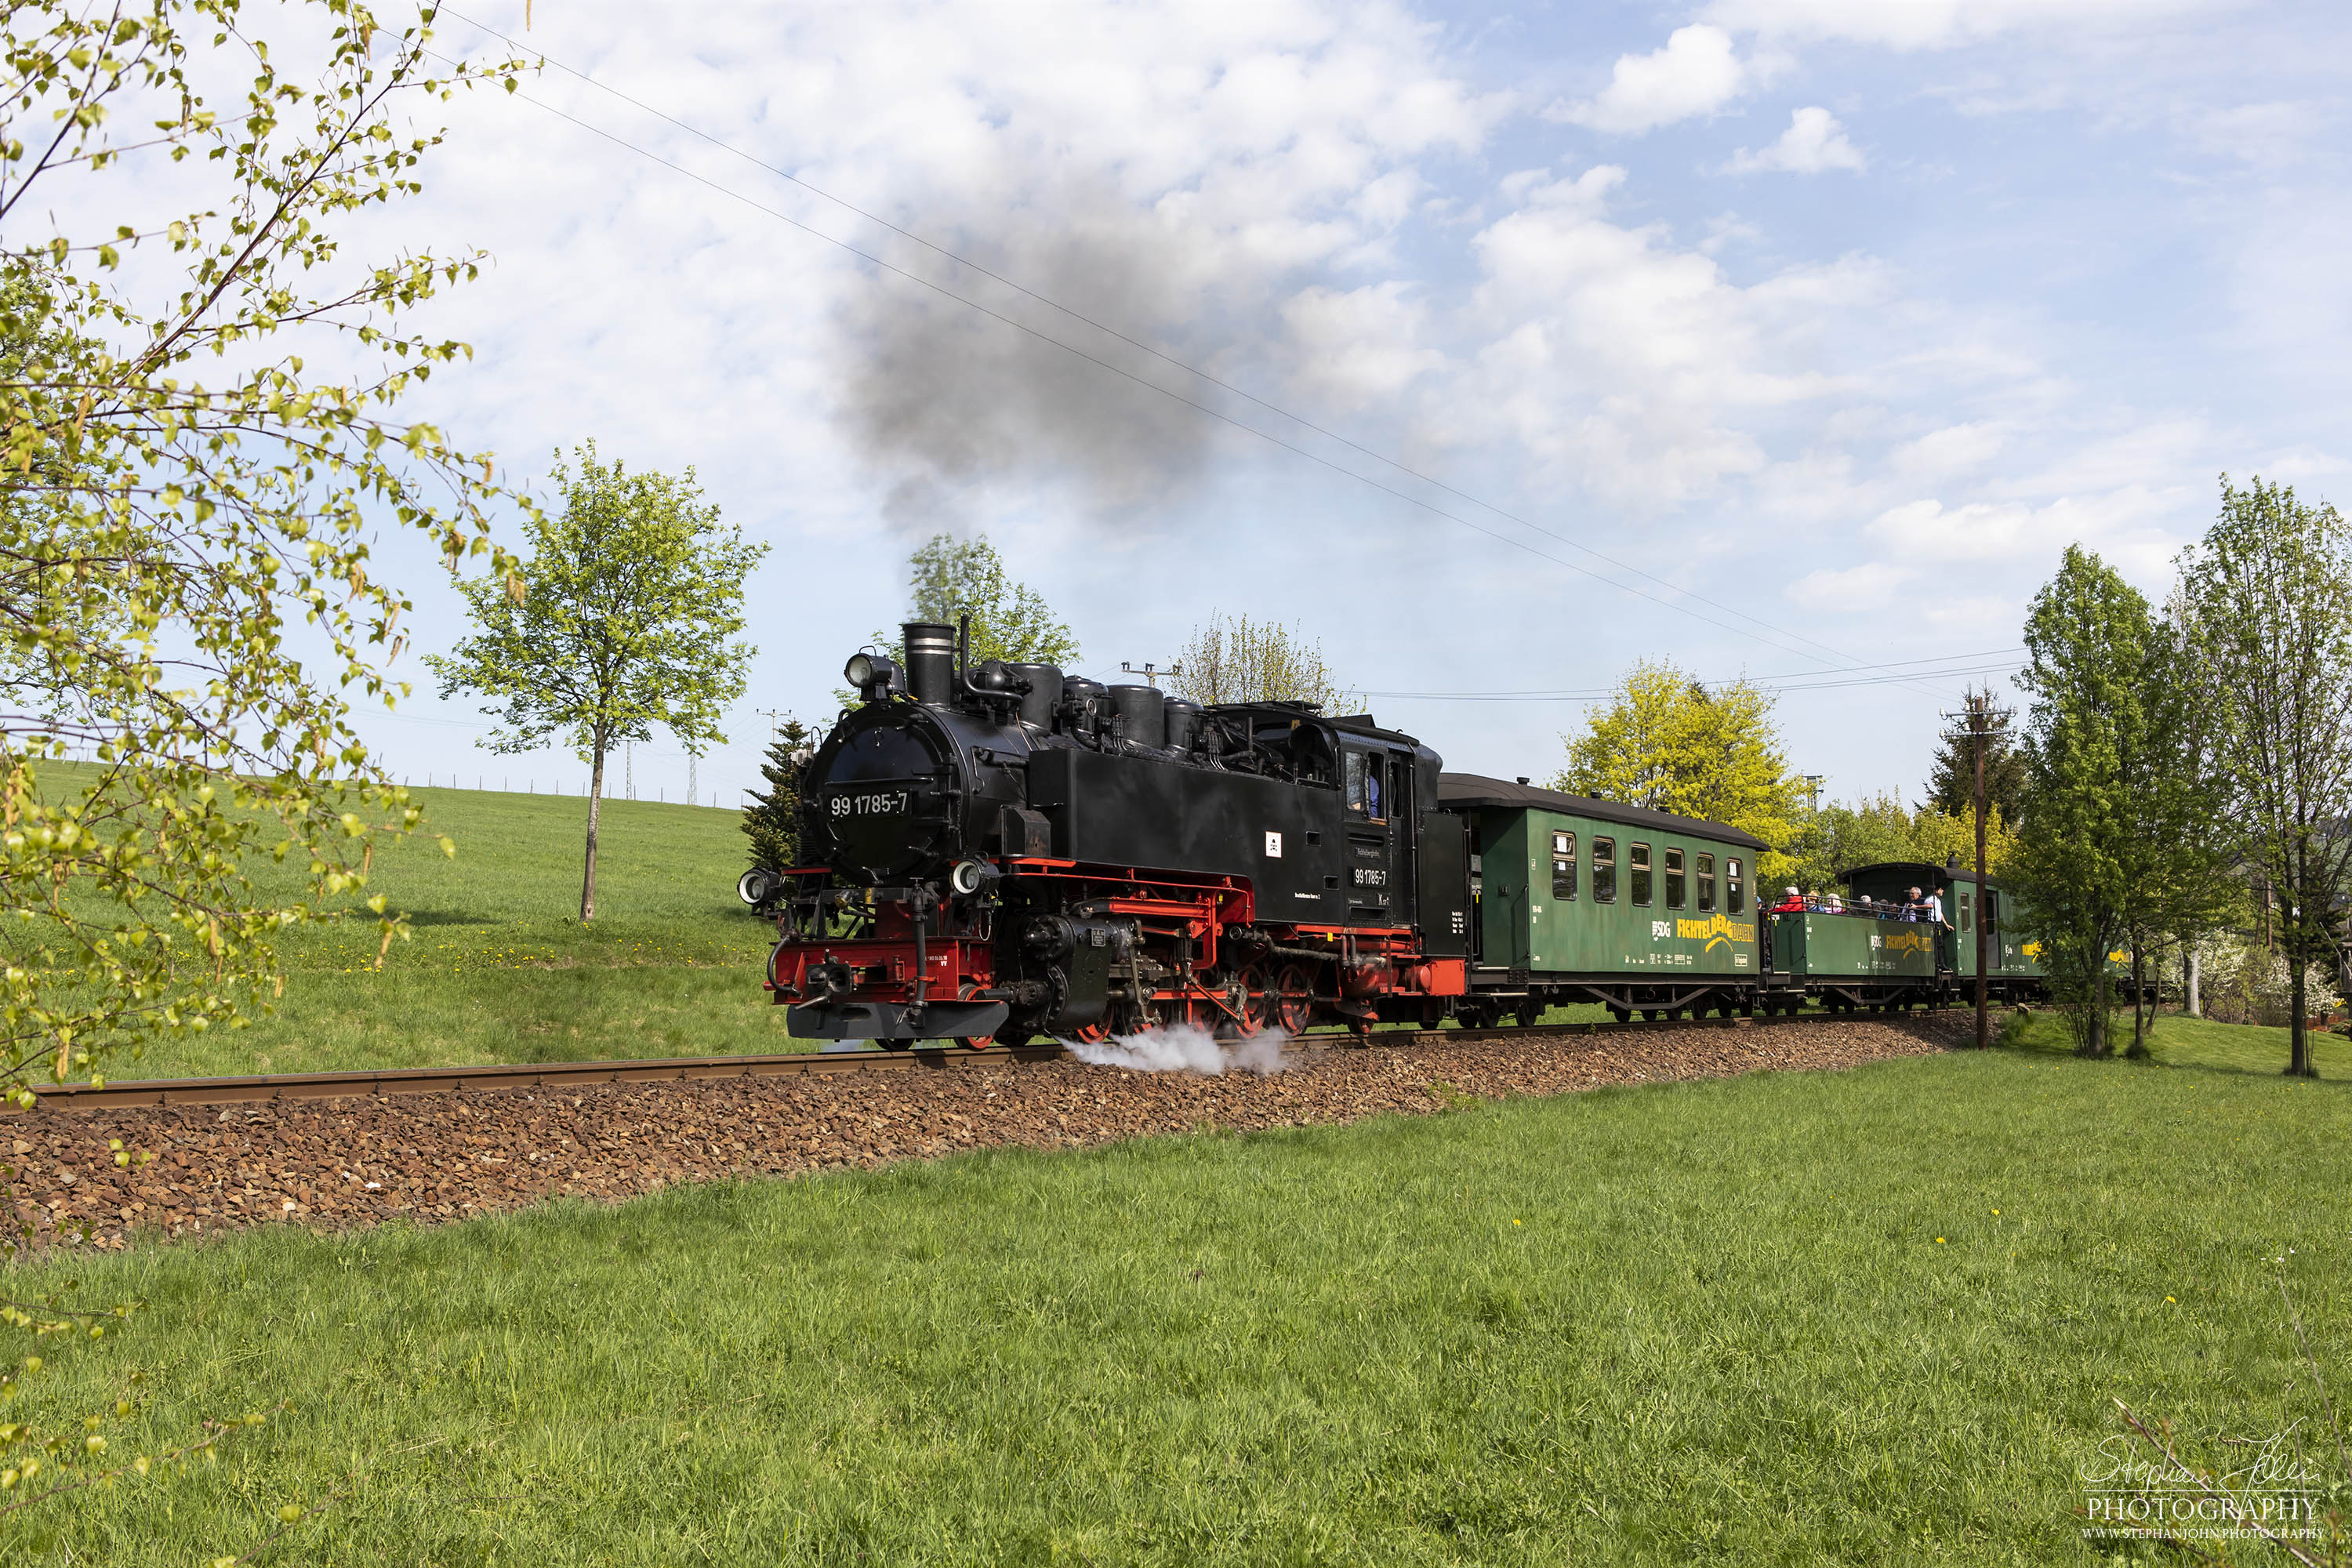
(1936, 1237), (1945, 1244)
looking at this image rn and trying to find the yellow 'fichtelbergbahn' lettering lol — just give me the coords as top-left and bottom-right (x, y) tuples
(1675, 913), (1757, 949)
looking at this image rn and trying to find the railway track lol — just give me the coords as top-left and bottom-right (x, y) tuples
(9, 1011), (1903, 1113)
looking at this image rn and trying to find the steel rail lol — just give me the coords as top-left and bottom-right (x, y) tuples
(10, 1009), (1953, 1114)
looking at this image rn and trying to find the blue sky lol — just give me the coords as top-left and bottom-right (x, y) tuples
(328, 0), (2348, 811)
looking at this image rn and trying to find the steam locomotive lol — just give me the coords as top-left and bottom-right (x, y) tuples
(754, 620), (1465, 1045)
(753, 621), (2042, 1045)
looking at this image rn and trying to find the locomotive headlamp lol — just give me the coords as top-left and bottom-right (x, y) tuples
(949, 858), (1000, 897)
(844, 652), (898, 700)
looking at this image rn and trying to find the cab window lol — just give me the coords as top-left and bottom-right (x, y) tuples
(1664, 847), (1686, 909)
(1592, 837), (1617, 902)
(1630, 842), (1653, 906)
(1345, 752), (1367, 814)
(1727, 858), (1744, 915)
(1697, 853), (1715, 913)
(1551, 830), (1577, 900)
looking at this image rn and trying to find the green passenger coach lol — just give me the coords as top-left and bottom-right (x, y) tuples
(1435, 775), (1782, 1024)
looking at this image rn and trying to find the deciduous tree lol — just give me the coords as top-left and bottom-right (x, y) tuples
(2177, 476), (2352, 1078)
(1, 1), (523, 1091)
(867, 532), (1080, 669)
(429, 445), (766, 921)
(2007, 545), (2219, 1057)
(1554, 659), (1802, 879)
(1167, 612), (1351, 710)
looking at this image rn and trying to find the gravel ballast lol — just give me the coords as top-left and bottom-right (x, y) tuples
(4, 1017), (1965, 1250)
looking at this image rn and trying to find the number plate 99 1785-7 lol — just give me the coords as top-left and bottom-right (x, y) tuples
(830, 790), (911, 818)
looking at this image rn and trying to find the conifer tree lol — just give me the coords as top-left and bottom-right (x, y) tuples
(1924, 727), (2026, 825)
(742, 717), (819, 874)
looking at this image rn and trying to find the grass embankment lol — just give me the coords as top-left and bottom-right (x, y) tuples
(110, 779), (797, 1079)
(15, 1026), (2350, 1563)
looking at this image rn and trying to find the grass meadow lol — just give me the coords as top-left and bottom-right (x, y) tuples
(45, 770), (803, 1080)
(7, 1020), (2348, 1564)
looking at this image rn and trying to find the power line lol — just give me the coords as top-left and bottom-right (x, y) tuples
(1362, 648), (2026, 702)
(1366, 664), (2023, 703)
(432, 17), (1962, 696)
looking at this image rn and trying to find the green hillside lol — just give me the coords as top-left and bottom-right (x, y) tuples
(94, 774), (801, 1080)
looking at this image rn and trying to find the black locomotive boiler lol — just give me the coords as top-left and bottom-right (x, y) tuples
(760, 621), (1470, 1046)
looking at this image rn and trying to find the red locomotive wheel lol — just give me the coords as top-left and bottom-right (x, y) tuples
(1270, 962), (1316, 1034)
(1217, 968), (1265, 1040)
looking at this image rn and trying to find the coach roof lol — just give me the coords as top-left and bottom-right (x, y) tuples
(1436, 772), (1775, 853)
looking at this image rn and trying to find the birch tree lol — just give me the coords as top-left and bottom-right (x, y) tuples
(1, 1), (524, 1090)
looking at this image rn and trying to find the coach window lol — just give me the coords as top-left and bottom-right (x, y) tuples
(1664, 847), (1686, 909)
(1592, 837), (1616, 902)
(1697, 853), (1716, 913)
(1726, 858), (1745, 915)
(1630, 842), (1652, 906)
(1551, 830), (1577, 900)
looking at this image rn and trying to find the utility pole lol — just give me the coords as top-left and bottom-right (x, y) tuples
(1941, 689), (2013, 1050)
(1120, 660), (1180, 688)
(1800, 774), (1826, 812)
(757, 708), (789, 742)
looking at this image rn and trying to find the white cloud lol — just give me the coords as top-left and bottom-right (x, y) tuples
(1548, 26), (1747, 134)
(1723, 107), (1867, 173)
(1277, 282), (1446, 410)
(1702, 0), (2211, 50)
(1891, 422), (2005, 481)
(1784, 561), (1918, 610)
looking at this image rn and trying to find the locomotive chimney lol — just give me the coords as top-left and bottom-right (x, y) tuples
(902, 622), (955, 706)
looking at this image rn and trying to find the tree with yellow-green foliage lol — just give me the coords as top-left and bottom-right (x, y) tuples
(0, 0), (528, 1537)
(1781, 794), (2018, 896)
(1552, 660), (1803, 880)
(1909, 803), (2020, 874)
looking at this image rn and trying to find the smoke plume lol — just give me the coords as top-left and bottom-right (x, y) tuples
(835, 190), (1235, 526)
(1066, 1022), (1290, 1076)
